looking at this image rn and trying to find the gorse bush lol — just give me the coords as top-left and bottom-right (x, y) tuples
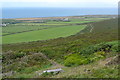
(111, 44), (119, 52)
(64, 41), (119, 67)
(89, 51), (105, 62)
(64, 52), (105, 67)
(79, 41), (119, 56)
(94, 51), (105, 56)
(13, 52), (26, 59)
(79, 42), (112, 56)
(64, 54), (88, 67)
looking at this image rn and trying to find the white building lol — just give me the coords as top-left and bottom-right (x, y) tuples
(0, 24), (7, 27)
(63, 18), (70, 22)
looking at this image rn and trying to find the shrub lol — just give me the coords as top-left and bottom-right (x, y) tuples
(64, 54), (88, 67)
(13, 52), (26, 59)
(89, 51), (105, 62)
(97, 43), (112, 51)
(94, 51), (105, 56)
(111, 44), (119, 52)
(79, 42), (116, 56)
(90, 55), (104, 62)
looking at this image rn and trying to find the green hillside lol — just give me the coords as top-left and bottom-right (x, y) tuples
(2, 16), (119, 78)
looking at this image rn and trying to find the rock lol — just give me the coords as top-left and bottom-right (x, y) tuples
(39, 68), (64, 75)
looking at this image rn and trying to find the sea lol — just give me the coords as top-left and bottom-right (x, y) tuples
(1, 7), (118, 19)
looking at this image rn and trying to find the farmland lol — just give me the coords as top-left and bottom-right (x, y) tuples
(3, 25), (85, 44)
(2, 16), (103, 44)
(2, 15), (119, 78)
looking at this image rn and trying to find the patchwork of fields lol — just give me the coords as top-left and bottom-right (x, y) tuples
(2, 17), (106, 44)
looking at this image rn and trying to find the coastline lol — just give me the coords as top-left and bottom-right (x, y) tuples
(2, 15), (118, 20)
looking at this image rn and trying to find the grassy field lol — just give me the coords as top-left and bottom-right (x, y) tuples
(3, 25), (50, 33)
(2, 25), (85, 44)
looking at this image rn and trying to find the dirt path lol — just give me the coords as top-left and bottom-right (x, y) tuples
(38, 53), (64, 68)
(89, 24), (94, 32)
(34, 52), (65, 77)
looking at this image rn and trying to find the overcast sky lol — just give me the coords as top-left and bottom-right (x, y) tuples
(0, 0), (119, 8)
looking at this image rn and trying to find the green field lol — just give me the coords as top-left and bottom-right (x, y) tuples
(2, 25), (85, 44)
(2, 25), (53, 33)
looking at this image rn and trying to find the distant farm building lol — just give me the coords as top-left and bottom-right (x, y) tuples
(62, 18), (70, 22)
(0, 24), (7, 27)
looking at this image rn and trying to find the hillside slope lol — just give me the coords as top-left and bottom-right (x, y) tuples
(2, 18), (119, 78)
